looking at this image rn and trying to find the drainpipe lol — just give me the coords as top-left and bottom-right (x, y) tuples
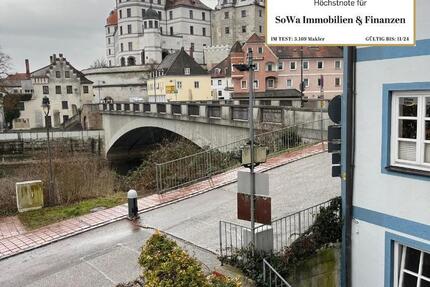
(341, 46), (356, 287)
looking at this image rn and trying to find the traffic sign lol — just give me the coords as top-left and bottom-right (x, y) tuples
(328, 95), (342, 124)
(237, 171), (269, 196)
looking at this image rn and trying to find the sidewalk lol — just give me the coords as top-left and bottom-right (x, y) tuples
(0, 143), (325, 260)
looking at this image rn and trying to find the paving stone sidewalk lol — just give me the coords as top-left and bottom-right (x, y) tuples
(0, 143), (325, 260)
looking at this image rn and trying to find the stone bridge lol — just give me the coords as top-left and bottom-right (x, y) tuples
(100, 102), (328, 161)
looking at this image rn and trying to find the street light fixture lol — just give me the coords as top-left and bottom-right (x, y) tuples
(42, 96), (55, 204)
(234, 51), (257, 249)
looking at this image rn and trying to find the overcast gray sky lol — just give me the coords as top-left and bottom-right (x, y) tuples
(0, 0), (216, 73)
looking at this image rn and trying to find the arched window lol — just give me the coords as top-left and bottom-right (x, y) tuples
(128, 57), (136, 66)
(120, 57), (126, 66)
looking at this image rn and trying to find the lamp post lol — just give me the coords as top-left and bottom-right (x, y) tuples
(42, 96), (54, 204)
(234, 51), (257, 248)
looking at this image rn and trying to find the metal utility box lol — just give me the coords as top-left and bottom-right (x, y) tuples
(16, 180), (44, 213)
(242, 226), (274, 252)
(241, 146), (268, 166)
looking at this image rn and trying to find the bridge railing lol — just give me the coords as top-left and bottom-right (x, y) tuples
(155, 119), (330, 193)
(99, 101), (328, 128)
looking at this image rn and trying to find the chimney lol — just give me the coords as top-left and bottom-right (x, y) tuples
(53, 54), (57, 63)
(190, 45), (194, 59)
(25, 59), (30, 75)
(59, 53), (63, 59)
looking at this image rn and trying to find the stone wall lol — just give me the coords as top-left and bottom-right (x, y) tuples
(288, 246), (341, 287)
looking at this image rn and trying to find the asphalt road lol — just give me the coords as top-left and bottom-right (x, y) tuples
(0, 152), (340, 287)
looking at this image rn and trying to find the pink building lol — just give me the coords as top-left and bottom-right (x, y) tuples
(231, 34), (343, 101)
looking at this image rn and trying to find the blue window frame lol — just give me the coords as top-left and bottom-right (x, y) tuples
(385, 232), (430, 287)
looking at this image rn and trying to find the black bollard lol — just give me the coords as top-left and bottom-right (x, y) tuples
(128, 189), (139, 220)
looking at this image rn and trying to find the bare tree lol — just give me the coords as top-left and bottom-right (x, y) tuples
(90, 58), (109, 69)
(0, 45), (11, 79)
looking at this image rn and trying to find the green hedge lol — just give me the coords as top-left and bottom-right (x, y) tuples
(139, 232), (241, 287)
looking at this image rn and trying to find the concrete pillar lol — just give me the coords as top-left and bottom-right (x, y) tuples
(181, 104), (188, 116)
(221, 106), (231, 120)
(166, 103), (172, 114)
(200, 105), (207, 118)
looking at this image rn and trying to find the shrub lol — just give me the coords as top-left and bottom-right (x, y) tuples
(139, 232), (241, 287)
(222, 197), (342, 285)
(208, 273), (241, 287)
(139, 232), (208, 287)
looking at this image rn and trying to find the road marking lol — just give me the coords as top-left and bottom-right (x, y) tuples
(82, 259), (116, 284)
(116, 243), (140, 255)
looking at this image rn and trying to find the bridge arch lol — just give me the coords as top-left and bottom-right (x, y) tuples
(102, 113), (250, 166)
(105, 117), (213, 160)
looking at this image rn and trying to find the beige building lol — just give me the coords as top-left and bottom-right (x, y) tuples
(148, 48), (212, 102)
(13, 54), (93, 130)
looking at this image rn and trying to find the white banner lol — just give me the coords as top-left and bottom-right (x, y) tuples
(266, 0), (415, 46)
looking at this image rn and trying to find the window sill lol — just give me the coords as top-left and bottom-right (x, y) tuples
(386, 166), (430, 178)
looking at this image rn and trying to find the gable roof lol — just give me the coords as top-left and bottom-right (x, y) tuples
(246, 33), (265, 43)
(230, 41), (243, 53)
(165, 0), (212, 11)
(210, 56), (231, 78)
(157, 48), (207, 76)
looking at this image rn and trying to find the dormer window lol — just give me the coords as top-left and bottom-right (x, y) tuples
(184, 68), (191, 75)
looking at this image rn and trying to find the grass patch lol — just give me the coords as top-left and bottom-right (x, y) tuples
(18, 193), (127, 230)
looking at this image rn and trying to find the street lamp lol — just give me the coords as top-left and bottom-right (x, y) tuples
(234, 51), (257, 248)
(42, 96), (55, 204)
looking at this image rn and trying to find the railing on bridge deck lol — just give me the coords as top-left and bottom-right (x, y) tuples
(98, 101), (328, 127)
(155, 119), (330, 193)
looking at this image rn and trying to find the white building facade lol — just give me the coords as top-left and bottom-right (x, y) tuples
(82, 65), (150, 103)
(106, 0), (212, 66)
(345, 0), (430, 286)
(14, 54), (93, 130)
(211, 0), (265, 47)
(210, 56), (232, 100)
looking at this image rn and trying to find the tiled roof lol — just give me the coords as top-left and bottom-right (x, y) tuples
(106, 10), (118, 26)
(246, 33), (265, 43)
(210, 56), (231, 78)
(2, 73), (30, 87)
(270, 46), (343, 59)
(157, 48), (207, 76)
(243, 33), (342, 59)
(5, 73), (29, 81)
(165, 0), (212, 10)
